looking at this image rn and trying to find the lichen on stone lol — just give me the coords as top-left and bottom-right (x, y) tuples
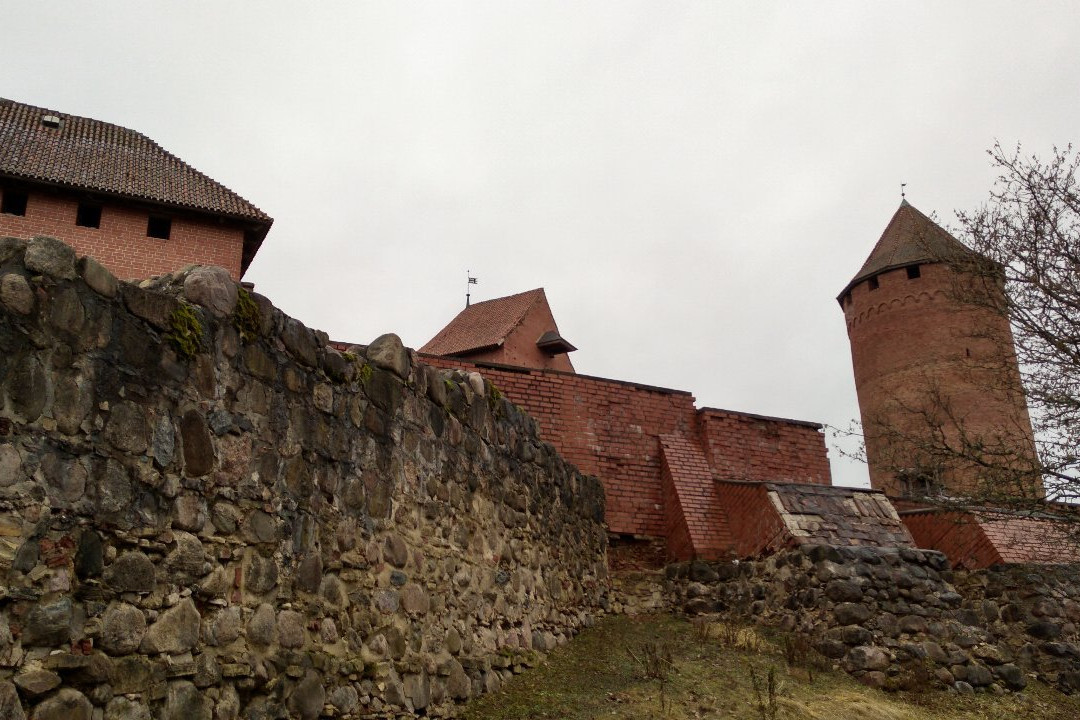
(165, 303), (204, 360)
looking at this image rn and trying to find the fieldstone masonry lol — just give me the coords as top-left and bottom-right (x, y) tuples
(0, 236), (608, 718)
(668, 545), (1080, 694)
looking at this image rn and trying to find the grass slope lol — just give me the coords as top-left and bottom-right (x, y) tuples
(463, 615), (1080, 720)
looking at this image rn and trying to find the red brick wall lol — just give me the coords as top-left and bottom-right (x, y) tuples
(901, 511), (1001, 570)
(698, 409), (830, 485)
(0, 188), (245, 280)
(659, 434), (732, 560)
(659, 455), (694, 561)
(714, 482), (787, 558)
(843, 262), (1038, 497)
(423, 355), (699, 538)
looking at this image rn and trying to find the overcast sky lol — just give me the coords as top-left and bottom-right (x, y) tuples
(5, 2), (1079, 487)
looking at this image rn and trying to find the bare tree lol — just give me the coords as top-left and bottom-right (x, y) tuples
(944, 143), (1080, 504)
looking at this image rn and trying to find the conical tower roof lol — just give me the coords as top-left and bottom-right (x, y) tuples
(838, 201), (973, 300)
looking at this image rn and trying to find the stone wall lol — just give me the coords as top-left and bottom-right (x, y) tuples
(666, 546), (1080, 694)
(0, 236), (608, 719)
(952, 564), (1080, 691)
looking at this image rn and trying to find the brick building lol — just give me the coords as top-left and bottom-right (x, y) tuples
(0, 98), (272, 281)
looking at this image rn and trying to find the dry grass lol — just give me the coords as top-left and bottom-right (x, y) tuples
(462, 614), (1080, 720)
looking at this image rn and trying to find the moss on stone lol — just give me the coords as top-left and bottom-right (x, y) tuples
(358, 362), (374, 385)
(487, 382), (505, 415)
(233, 287), (260, 342)
(165, 303), (204, 360)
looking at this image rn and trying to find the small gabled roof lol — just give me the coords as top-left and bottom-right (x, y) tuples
(421, 288), (572, 358)
(0, 98), (272, 272)
(838, 200), (972, 300)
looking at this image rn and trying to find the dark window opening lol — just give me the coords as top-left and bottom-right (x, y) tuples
(898, 467), (944, 498)
(868, 276), (879, 291)
(906, 265), (921, 279)
(1, 189), (28, 216)
(147, 215), (171, 239)
(843, 292), (852, 307)
(76, 203), (102, 228)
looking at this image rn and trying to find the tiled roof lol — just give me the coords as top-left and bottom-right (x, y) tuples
(839, 201), (972, 299)
(421, 288), (547, 357)
(0, 98), (272, 226)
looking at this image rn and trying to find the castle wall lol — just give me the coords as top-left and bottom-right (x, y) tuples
(902, 511), (1003, 570)
(421, 356), (835, 558)
(712, 482), (785, 557)
(842, 262), (1038, 497)
(421, 355), (699, 540)
(0, 237), (607, 719)
(902, 509), (1078, 569)
(697, 409), (829, 485)
(666, 546), (1080, 693)
(0, 187), (245, 280)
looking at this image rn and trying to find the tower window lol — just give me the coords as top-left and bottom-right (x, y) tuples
(868, 276), (879, 291)
(76, 203), (102, 228)
(898, 469), (943, 498)
(147, 215), (172, 239)
(906, 265), (921, 279)
(1, 189), (28, 216)
(843, 292), (852, 307)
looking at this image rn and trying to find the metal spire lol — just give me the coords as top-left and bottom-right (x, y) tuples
(466, 271), (477, 307)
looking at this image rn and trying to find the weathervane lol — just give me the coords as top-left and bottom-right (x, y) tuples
(901, 182), (907, 200)
(466, 271), (477, 308)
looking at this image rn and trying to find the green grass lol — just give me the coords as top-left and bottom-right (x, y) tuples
(463, 614), (1080, 720)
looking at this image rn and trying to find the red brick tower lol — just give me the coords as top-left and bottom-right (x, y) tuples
(838, 201), (1040, 499)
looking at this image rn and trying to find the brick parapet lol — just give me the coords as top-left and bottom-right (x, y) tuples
(696, 408), (830, 485)
(713, 481), (787, 557)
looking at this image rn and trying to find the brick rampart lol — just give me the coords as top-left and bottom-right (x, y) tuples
(421, 356), (699, 538)
(698, 408), (830, 484)
(420, 355), (834, 557)
(659, 434), (731, 560)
